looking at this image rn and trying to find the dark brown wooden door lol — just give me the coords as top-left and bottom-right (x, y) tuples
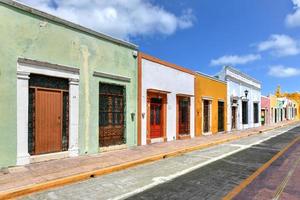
(35, 89), (62, 155)
(150, 101), (162, 138)
(231, 106), (237, 129)
(178, 97), (190, 135)
(99, 83), (125, 147)
(218, 101), (224, 132)
(203, 100), (210, 133)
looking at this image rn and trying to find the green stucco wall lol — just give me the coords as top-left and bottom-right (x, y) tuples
(0, 4), (138, 167)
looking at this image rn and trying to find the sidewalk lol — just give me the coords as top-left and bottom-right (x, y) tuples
(0, 121), (298, 199)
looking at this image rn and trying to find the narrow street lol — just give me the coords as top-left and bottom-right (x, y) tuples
(21, 124), (300, 200)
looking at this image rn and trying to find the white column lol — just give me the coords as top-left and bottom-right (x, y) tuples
(68, 79), (80, 157)
(16, 71), (30, 165)
(190, 97), (195, 138)
(227, 96), (231, 132)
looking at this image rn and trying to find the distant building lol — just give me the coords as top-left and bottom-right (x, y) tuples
(216, 66), (262, 131)
(261, 96), (270, 126)
(274, 86), (300, 120)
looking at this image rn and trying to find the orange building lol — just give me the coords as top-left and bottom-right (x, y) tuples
(195, 72), (227, 136)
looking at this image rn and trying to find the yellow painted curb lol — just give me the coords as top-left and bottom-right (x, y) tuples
(223, 135), (300, 200)
(0, 122), (298, 200)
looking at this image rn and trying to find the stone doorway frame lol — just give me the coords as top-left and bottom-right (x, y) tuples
(16, 58), (80, 165)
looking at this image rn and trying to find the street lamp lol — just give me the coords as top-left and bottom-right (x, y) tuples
(231, 90), (249, 106)
(244, 90), (249, 98)
(240, 90), (249, 100)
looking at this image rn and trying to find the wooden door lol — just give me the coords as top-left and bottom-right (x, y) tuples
(99, 83), (125, 147)
(150, 101), (162, 138)
(203, 100), (210, 133)
(231, 106), (237, 129)
(35, 89), (62, 155)
(178, 97), (190, 135)
(218, 101), (224, 132)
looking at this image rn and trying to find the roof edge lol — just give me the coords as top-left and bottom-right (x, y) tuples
(224, 66), (261, 84)
(196, 71), (227, 84)
(1, 0), (138, 50)
(139, 52), (196, 76)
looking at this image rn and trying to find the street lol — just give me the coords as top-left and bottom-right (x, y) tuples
(21, 124), (300, 200)
(233, 129), (300, 200)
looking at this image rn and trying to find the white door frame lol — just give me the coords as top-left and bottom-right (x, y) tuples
(16, 58), (80, 165)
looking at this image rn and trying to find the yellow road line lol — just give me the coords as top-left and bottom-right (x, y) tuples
(272, 153), (300, 200)
(223, 135), (300, 200)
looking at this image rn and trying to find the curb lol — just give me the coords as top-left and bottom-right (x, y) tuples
(0, 121), (298, 200)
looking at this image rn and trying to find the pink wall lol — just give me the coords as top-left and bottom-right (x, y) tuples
(261, 96), (270, 125)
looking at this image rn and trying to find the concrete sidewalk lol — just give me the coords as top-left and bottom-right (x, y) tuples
(0, 121), (298, 199)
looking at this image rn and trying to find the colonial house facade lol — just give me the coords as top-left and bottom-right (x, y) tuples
(0, 1), (138, 167)
(138, 53), (195, 145)
(261, 96), (271, 126)
(277, 97), (297, 121)
(1, 0), (298, 170)
(195, 72), (227, 135)
(216, 66), (261, 132)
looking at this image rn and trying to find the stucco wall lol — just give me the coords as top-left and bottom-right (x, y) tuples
(224, 69), (261, 131)
(141, 59), (195, 145)
(195, 74), (227, 136)
(0, 4), (138, 167)
(261, 96), (270, 125)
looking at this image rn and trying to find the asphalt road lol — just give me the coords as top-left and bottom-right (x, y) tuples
(234, 132), (300, 200)
(21, 125), (300, 200)
(127, 126), (300, 200)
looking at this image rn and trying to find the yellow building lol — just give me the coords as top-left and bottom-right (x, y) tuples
(269, 94), (278, 123)
(195, 72), (227, 136)
(275, 86), (300, 120)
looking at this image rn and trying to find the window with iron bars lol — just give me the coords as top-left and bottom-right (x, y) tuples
(99, 83), (126, 147)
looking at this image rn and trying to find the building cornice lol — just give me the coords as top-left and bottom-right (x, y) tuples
(224, 66), (261, 84)
(93, 71), (131, 82)
(195, 71), (227, 84)
(18, 58), (80, 74)
(226, 75), (261, 91)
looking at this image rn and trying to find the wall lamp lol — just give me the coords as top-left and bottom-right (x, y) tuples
(239, 90), (249, 100)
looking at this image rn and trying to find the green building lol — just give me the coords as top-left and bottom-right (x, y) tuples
(0, 0), (138, 167)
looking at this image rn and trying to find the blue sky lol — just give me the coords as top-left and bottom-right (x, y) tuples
(20, 0), (300, 95)
(132, 0), (300, 95)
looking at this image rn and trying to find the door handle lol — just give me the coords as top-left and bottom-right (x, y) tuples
(58, 116), (61, 124)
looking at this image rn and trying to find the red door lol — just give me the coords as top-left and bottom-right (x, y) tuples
(150, 102), (162, 138)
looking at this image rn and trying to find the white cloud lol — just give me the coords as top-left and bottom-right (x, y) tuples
(286, 0), (300, 27)
(17, 0), (195, 40)
(210, 54), (261, 66)
(257, 34), (300, 57)
(268, 65), (300, 77)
